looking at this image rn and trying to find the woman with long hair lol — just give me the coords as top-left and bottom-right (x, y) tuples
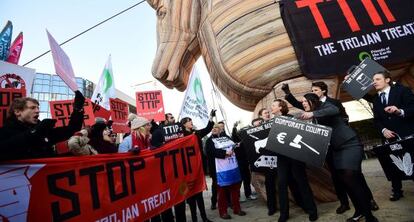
(299, 93), (377, 222)
(271, 99), (317, 222)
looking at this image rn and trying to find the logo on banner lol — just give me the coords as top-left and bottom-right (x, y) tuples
(136, 90), (165, 122)
(390, 153), (413, 176)
(0, 164), (45, 222)
(254, 156), (277, 169)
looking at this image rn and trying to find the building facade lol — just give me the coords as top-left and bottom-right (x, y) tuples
(31, 73), (135, 119)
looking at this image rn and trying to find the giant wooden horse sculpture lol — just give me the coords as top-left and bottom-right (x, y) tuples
(146, 0), (414, 201)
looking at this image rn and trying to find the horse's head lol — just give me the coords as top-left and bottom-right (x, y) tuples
(147, 0), (201, 91)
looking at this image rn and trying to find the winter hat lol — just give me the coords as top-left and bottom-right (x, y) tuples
(131, 117), (150, 130)
(128, 113), (138, 122)
(90, 122), (108, 139)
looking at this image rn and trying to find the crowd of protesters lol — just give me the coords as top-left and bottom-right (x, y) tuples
(0, 71), (413, 222)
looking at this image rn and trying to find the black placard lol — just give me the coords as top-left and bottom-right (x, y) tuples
(280, 0), (414, 77)
(162, 123), (184, 143)
(373, 135), (414, 181)
(265, 116), (332, 167)
(342, 58), (386, 99)
(239, 120), (278, 173)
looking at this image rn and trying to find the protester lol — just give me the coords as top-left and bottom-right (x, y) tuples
(67, 129), (98, 156)
(282, 82), (378, 214)
(299, 93), (378, 222)
(147, 125), (174, 222)
(89, 120), (118, 154)
(181, 110), (215, 222)
(258, 108), (278, 216)
(371, 71), (414, 201)
(123, 113), (138, 139)
(0, 91), (85, 161)
(206, 123), (246, 219)
(271, 99), (317, 222)
(231, 121), (257, 201)
(119, 117), (152, 153)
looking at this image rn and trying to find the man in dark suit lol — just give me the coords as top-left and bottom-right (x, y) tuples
(282, 81), (378, 213)
(371, 71), (414, 201)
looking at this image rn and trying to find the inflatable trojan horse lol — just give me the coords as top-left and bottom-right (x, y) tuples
(146, 0), (414, 202)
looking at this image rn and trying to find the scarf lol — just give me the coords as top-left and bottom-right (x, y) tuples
(131, 131), (150, 151)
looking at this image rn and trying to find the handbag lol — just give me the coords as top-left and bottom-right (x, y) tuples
(372, 134), (414, 181)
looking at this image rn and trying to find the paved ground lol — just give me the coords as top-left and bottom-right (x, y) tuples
(187, 158), (414, 222)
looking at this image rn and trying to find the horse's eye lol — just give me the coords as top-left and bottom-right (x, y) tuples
(157, 7), (167, 18)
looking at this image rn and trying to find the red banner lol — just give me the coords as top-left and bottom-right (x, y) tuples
(6, 32), (23, 64)
(49, 99), (95, 127)
(0, 87), (25, 127)
(110, 98), (129, 133)
(91, 101), (112, 121)
(136, 90), (165, 122)
(0, 135), (206, 222)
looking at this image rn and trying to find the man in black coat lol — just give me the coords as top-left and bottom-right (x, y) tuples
(282, 81), (378, 213)
(371, 71), (414, 201)
(0, 91), (85, 161)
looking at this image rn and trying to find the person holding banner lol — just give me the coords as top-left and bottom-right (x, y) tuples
(299, 93), (378, 222)
(118, 117), (152, 153)
(282, 82), (378, 214)
(181, 109), (215, 222)
(0, 91), (85, 161)
(206, 123), (246, 219)
(271, 99), (317, 222)
(258, 108), (278, 216)
(371, 71), (414, 201)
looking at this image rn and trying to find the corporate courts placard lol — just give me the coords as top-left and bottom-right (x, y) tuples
(265, 116), (332, 167)
(239, 120), (278, 173)
(280, 0), (414, 77)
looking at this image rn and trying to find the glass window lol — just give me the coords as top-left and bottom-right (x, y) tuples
(62, 94), (68, 100)
(53, 75), (60, 81)
(39, 101), (48, 112)
(44, 93), (50, 101)
(52, 86), (59, 93)
(34, 79), (42, 85)
(38, 93), (44, 101)
(33, 84), (42, 92)
(42, 79), (50, 84)
(42, 85), (50, 93)
(59, 86), (67, 94)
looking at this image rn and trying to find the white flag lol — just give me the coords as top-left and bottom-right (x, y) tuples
(91, 55), (115, 110)
(179, 66), (209, 129)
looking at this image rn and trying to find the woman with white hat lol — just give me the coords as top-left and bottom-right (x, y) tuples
(118, 116), (152, 153)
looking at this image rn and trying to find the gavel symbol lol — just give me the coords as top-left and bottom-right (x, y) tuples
(289, 135), (320, 155)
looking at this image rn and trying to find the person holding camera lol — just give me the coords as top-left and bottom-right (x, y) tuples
(0, 91), (85, 161)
